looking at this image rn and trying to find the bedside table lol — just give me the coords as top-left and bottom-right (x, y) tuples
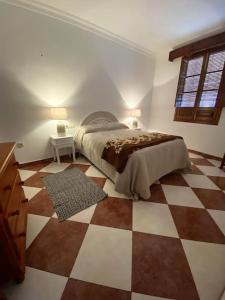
(50, 135), (75, 164)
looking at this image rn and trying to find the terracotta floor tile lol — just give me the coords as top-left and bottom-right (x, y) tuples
(26, 218), (88, 277)
(170, 206), (225, 244)
(193, 188), (225, 210)
(147, 184), (167, 203)
(24, 172), (51, 188)
(132, 232), (199, 299)
(61, 278), (131, 300)
(67, 164), (90, 173)
(160, 173), (188, 186)
(208, 176), (225, 190)
(89, 177), (107, 188)
(190, 158), (214, 166)
(19, 161), (51, 171)
(91, 197), (132, 230)
(28, 189), (54, 217)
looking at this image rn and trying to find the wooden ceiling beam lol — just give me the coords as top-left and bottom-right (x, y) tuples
(169, 31), (225, 62)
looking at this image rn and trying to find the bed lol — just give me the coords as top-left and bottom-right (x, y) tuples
(74, 111), (191, 200)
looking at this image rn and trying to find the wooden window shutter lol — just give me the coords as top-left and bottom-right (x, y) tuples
(175, 56), (204, 108)
(199, 49), (225, 108)
(174, 47), (225, 124)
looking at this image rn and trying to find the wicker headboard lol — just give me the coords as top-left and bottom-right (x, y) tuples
(80, 111), (118, 126)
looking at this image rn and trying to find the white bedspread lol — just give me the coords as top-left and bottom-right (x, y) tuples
(75, 128), (191, 200)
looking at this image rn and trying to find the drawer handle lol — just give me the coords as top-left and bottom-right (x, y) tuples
(22, 198), (28, 203)
(13, 162), (19, 167)
(9, 210), (19, 217)
(19, 181), (24, 186)
(18, 232), (26, 237)
(4, 185), (12, 191)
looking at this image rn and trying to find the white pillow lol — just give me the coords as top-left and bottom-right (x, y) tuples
(82, 122), (128, 133)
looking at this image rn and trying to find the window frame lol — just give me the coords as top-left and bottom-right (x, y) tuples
(174, 45), (225, 125)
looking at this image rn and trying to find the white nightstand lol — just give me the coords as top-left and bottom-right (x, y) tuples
(50, 135), (75, 164)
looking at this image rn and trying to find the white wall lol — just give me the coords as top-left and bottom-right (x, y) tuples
(149, 51), (225, 158)
(0, 2), (155, 163)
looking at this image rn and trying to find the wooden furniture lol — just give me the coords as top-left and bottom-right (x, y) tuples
(220, 153), (225, 169)
(51, 135), (75, 163)
(0, 142), (28, 284)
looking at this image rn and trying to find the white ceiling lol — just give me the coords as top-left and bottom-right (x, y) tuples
(7, 0), (225, 53)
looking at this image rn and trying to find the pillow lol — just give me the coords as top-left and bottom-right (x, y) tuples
(82, 122), (128, 133)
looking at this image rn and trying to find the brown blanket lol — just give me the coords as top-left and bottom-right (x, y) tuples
(101, 132), (183, 173)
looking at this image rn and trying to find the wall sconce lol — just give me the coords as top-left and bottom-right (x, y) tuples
(50, 107), (68, 136)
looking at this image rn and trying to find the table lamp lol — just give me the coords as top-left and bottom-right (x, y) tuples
(50, 107), (68, 136)
(127, 109), (141, 128)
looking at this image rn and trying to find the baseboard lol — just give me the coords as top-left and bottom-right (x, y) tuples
(19, 157), (53, 168)
(188, 149), (222, 161)
(18, 153), (79, 168)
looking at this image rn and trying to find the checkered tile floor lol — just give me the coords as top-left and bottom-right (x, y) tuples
(3, 152), (225, 300)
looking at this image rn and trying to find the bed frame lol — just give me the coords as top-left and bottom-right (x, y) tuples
(80, 111), (118, 126)
(79, 111), (121, 184)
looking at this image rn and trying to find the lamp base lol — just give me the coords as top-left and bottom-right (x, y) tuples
(57, 122), (66, 136)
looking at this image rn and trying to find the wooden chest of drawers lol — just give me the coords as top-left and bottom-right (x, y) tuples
(0, 143), (28, 283)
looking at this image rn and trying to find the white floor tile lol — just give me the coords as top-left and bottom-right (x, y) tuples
(103, 179), (129, 199)
(39, 162), (70, 173)
(182, 239), (225, 300)
(23, 186), (42, 201)
(70, 224), (132, 291)
(197, 165), (225, 177)
(188, 152), (203, 159)
(154, 180), (161, 184)
(208, 159), (221, 168)
(85, 165), (106, 178)
(18, 169), (36, 181)
(208, 209), (225, 235)
(52, 204), (96, 223)
(133, 202), (178, 238)
(162, 185), (204, 208)
(4, 267), (67, 300)
(68, 204), (96, 223)
(73, 156), (91, 165)
(132, 293), (172, 300)
(26, 214), (50, 249)
(182, 174), (219, 190)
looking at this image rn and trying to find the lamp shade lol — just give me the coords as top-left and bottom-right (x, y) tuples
(127, 109), (141, 118)
(50, 108), (67, 120)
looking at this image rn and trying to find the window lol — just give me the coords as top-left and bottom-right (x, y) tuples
(174, 47), (225, 125)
